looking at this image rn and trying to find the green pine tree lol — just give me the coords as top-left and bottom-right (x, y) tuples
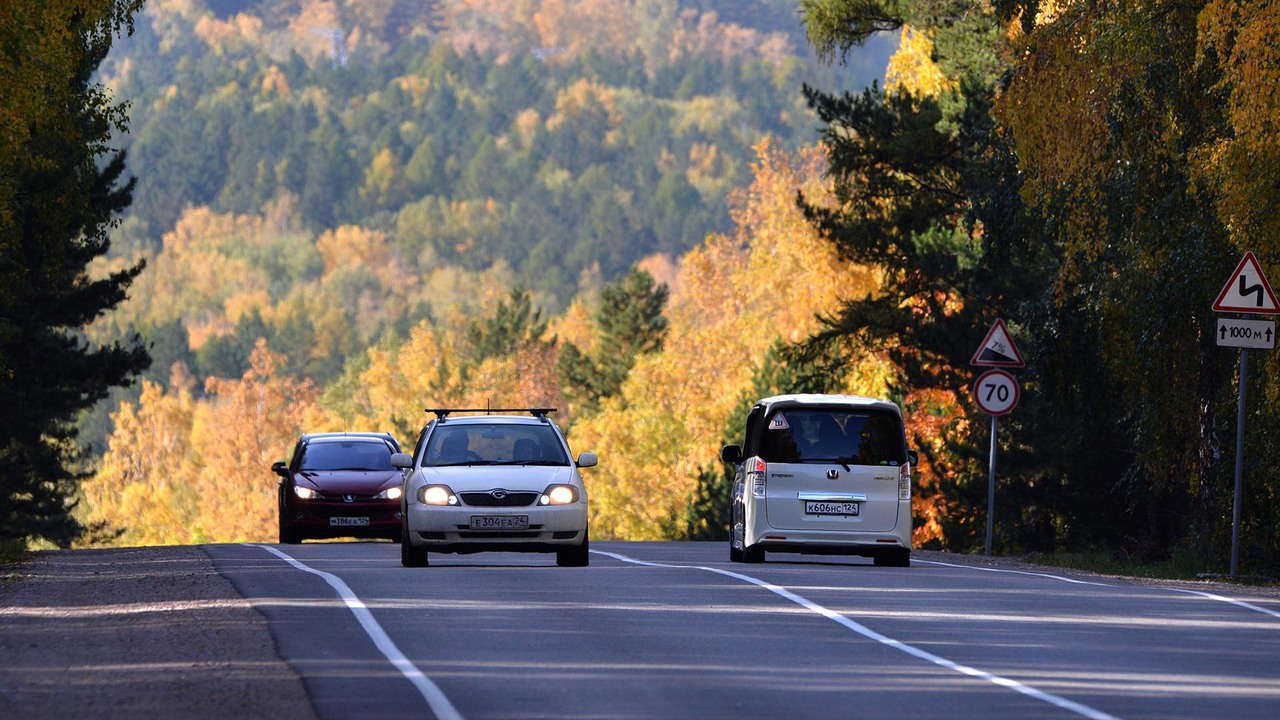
(1, 0), (150, 549)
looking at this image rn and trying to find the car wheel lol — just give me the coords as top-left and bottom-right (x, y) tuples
(556, 530), (590, 567)
(278, 513), (302, 544)
(874, 549), (910, 568)
(401, 524), (429, 567)
(729, 536), (743, 562)
(742, 544), (765, 563)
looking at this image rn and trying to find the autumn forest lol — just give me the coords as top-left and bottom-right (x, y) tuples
(4, 0), (1279, 576)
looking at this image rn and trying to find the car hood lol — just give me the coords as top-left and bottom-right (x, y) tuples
(295, 470), (402, 494)
(416, 465), (576, 491)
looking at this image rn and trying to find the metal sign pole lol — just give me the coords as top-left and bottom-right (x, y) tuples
(985, 414), (997, 556)
(1230, 347), (1248, 576)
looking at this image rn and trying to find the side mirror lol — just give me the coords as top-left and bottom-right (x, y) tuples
(907, 450), (919, 467)
(720, 445), (741, 464)
(576, 452), (598, 468)
(271, 460), (289, 478)
(390, 452), (413, 469)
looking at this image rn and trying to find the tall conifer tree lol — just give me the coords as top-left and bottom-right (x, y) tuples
(0, 0), (149, 548)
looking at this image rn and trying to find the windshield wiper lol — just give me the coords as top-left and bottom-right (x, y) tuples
(486, 460), (565, 466)
(807, 457), (853, 472)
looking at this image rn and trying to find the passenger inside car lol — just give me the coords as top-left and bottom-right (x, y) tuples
(439, 431), (475, 463)
(512, 438), (540, 463)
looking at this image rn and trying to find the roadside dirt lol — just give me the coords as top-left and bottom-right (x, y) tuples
(0, 546), (317, 720)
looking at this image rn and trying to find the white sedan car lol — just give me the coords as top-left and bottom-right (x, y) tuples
(392, 408), (595, 567)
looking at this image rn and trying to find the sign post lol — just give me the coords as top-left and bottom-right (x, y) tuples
(1212, 251), (1279, 576)
(971, 321), (1024, 556)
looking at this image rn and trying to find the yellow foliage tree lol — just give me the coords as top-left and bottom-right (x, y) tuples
(569, 140), (892, 539)
(193, 341), (319, 541)
(82, 366), (199, 546)
(86, 344), (321, 546)
(885, 26), (956, 98)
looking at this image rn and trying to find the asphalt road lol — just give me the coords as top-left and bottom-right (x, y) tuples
(206, 541), (1280, 720)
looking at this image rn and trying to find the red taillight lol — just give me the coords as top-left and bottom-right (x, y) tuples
(751, 458), (767, 497)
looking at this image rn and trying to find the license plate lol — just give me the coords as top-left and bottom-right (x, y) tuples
(804, 501), (860, 516)
(330, 516), (370, 527)
(470, 515), (530, 530)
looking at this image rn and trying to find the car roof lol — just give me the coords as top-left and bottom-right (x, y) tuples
(754, 393), (902, 415)
(432, 414), (550, 426)
(300, 432), (400, 447)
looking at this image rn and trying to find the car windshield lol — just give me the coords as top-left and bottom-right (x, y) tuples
(299, 440), (395, 471)
(759, 408), (906, 466)
(423, 423), (570, 467)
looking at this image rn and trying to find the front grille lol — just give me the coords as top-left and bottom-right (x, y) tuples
(459, 491), (539, 507)
(458, 531), (540, 539)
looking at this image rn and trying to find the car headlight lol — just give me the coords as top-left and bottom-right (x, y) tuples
(374, 486), (403, 501)
(419, 485), (458, 505)
(539, 484), (578, 505)
(293, 485), (320, 500)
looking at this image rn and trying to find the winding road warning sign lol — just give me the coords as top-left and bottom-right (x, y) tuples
(1213, 251), (1280, 314)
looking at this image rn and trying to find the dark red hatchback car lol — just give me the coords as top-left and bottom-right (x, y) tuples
(272, 432), (404, 544)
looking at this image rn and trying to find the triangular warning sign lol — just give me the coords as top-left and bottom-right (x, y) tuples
(971, 319), (1025, 368)
(1213, 251), (1280, 315)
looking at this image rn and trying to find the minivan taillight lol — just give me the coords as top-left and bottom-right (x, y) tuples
(751, 458), (767, 497)
(898, 463), (911, 501)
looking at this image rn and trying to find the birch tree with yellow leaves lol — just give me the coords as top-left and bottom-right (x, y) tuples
(569, 140), (892, 539)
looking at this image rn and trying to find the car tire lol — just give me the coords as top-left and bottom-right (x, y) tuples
(556, 530), (590, 567)
(729, 537), (743, 562)
(278, 514), (302, 544)
(742, 544), (765, 563)
(874, 549), (910, 568)
(401, 525), (429, 567)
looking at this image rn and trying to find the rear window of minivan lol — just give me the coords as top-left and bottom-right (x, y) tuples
(759, 408), (906, 466)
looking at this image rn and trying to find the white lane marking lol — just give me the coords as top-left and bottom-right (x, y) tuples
(593, 550), (1120, 720)
(916, 559), (1113, 586)
(916, 559), (1280, 620)
(248, 545), (464, 720)
(1167, 589), (1280, 619)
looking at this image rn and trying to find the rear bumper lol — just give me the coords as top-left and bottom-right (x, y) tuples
(742, 500), (912, 554)
(752, 535), (910, 558)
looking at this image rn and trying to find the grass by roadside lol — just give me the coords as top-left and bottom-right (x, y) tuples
(1, 538), (29, 583)
(1023, 549), (1278, 586)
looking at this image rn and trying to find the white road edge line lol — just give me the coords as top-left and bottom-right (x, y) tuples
(915, 559), (1115, 586)
(1165, 589), (1280, 619)
(593, 550), (1120, 720)
(247, 544), (465, 720)
(916, 559), (1280, 619)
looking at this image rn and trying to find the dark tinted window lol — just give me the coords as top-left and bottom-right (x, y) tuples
(758, 408), (906, 466)
(298, 440), (395, 471)
(423, 424), (570, 467)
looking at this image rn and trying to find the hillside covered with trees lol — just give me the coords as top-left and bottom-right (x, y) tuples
(7, 0), (1277, 578)
(88, 0), (890, 387)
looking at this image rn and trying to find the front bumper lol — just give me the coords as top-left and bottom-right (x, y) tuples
(405, 503), (587, 552)
(287, 500), (402, 538)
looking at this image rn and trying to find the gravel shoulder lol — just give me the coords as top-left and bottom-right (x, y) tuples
(0, 545), (317, 720)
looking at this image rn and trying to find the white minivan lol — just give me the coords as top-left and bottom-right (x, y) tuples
(721, 394), (915, 566)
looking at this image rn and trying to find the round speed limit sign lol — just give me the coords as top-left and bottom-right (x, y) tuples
(974, 369), (1019, 415)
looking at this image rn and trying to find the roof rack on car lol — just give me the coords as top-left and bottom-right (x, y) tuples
(425, 407), (557, 423)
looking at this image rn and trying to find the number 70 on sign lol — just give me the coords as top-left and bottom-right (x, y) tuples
(974, 369), (1020, 415)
